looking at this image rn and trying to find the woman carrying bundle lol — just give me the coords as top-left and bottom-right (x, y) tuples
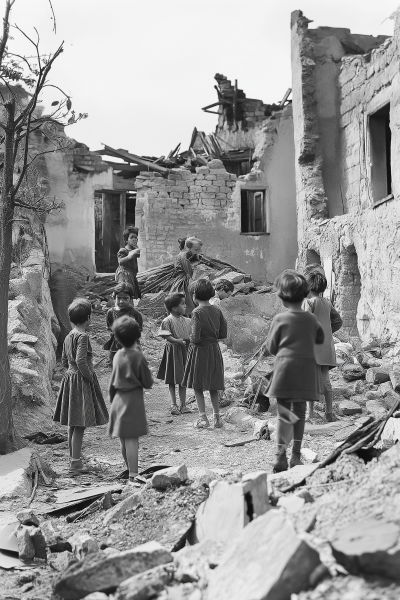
(170, 237), (203, 316)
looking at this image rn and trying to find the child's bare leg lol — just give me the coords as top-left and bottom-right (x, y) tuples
(71, 426), (85, 460)
(210, 390), (222, 428)
(178, 385), (186, 407)
(120, 438), (128, 469)
(168, 384), (177, 406)
(290, 401), (307, 467)
(194, 389), (209, 428)
(68, 426), (75, 456)
(124, 438), (139, 477)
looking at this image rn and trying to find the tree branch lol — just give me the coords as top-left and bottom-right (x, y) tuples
(0, 0), (14, 67)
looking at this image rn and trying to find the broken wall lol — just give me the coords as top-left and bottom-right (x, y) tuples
(135, 123), (297, 284)
(291, 10), (400, 346)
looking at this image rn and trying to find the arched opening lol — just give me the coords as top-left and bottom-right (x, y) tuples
(335, 245), (361, 337)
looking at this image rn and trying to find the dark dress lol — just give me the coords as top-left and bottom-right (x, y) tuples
(104, 306), (144, 357)
(182, 305), (227, 391)
(303, 297), (342, 367)
(156, 315), (192, 385)
(108, 347), (153, 438)
(53, 330), (109, 427)
(170, 250), (195, 315)
(115, 247), (141, 299)
(266, 311), (324, 401)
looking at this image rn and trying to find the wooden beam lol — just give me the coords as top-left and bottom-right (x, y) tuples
(105, 161), (143, 172)
(102, 145), (169, 175)
(119, 192), (126, 241)
(279, 88), (292, 107)
(233, 79), (238, 121)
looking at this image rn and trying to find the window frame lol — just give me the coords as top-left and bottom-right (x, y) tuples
(367, 102), (392, 207)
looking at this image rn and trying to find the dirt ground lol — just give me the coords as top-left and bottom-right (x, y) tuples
(1, 310), (398, 599)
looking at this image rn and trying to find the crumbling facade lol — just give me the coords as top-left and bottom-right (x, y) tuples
(291, 10), (400, 347)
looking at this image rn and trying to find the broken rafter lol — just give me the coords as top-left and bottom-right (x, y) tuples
(279, 88), (292, 107)
(101, 145), (169, 175)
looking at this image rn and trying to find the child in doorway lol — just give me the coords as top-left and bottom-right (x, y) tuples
(182, 279), (227, 429)
(209, 278), (234, 308)
(104, 282), (143, 363)
(156, 292), (192, 415)
(108, 316), (153, 483)
(53, 298), (109, 475)
(266, 270), (324, 473)
(303, 270), (343, 421)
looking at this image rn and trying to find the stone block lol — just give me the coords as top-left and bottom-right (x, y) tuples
(103, 492), (141, 525)
(206, 186), (219, 192)
(195, 167), (209, 174)
(53, 541), (173, 600)
(339, 400), (362, 415)
(68, 531), (99, 561)
(10, 333), (38, 344)
(113, 564), (170, 600)
(173, 538), (225, 583)
(207, 510), (321, 600)
(17, 526), (35, 561)
(17, 509), (40, 527)
(0, 448), (35, 499)
(194, 471), (269, 544)
(366, 366), (391, 385)
(390, 370), (400, 392)
(30, 526), (47, 559)
(41, 520), (72, 553)
(151, 464), (188, 489)
(379, 381), (394, 397)
(331, 519), (400, 581)
(16, 342), (38, 359)
(382, 418), (400, 444)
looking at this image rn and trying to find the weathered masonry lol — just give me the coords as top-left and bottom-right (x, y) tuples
(291, 10), (400, 348)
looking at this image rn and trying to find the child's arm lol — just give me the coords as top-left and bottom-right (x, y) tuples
(266, 318), (281, 355)
(164, 335), (186, 347)
(106, 309), (114, 332)
(75, 334), (94, 381)
(190, 311), (201, 344)
(139, 356), (154, 389)
(330, 305), (343, 333)
(109, 369), (117, 403)
(218, 311), (228, 339)
(132, 308), (144, 331)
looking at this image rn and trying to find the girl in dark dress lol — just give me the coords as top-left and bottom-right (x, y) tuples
(115, 226), (141, 299)
(108, 316), (153, 483)
(104, 282), (143, 363)
(266, 270), (324, 473)
(54, 298), (109, 475)
(182, 279), (227, 429)
(170, 237), (203, 316)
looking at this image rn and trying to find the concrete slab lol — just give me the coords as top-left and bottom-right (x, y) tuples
(0, 448), (34, 500)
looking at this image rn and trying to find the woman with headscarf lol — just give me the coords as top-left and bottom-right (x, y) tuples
(115, 226), (141, 299)
(170, 236), (203, 316)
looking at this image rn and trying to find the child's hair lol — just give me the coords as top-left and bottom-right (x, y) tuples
(306, 271), (327, 294)
(190, 278), (215, 301)
(213, 278), (234, 293)
(185, 236), (203, 250)
(164, 292), (185, 313)
(113, 315), (141, 347)
(123, 225), (139, 243)
(274, 270), (309, 303)
(68, 298), (92, 325)
(178, 237), (187, 251)
(113, 282), (134, 298)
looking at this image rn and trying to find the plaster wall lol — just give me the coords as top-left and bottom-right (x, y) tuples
(43, 147), (112, 278)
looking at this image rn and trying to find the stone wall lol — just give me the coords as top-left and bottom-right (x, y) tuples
(135, 137), (297, 283)
(291, 10), (400, 347)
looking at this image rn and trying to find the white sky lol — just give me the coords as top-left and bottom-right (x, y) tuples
(5, 0), (398, 156)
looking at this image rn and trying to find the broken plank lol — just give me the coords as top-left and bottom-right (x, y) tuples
(55, 484), (123, 505)
(102, 145), (169, 175)
(224, 436), (257, 448)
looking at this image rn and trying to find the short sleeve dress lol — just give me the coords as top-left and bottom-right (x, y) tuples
(182, 305), (227, 391)
(266, 311), (324, 401)
(115, 247), (141, 299)
(156, 315), (192, 385)
(53, 330), (109, 427)
(104, 305), (144, 353)
(108, 347), (154, 438)
(302, 297), (343, 368)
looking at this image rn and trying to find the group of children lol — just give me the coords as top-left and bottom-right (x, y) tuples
(53, 264), (341, 478)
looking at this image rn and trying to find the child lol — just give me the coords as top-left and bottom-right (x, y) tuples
(53, 298), (109, 475)
(303, 270), (343, 422)
(182, 279), (227, 429)
(104, 282), (143, 363)
(156, 292), (192, 415)
(266, 270), (324, 473)
(209, 278), (234, 308)
(115, 226), (141, 299)
(108, 316), (153, 483)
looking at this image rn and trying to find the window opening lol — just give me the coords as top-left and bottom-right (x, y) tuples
(241, 189), (268, 234)
(369, 104), (392, 204)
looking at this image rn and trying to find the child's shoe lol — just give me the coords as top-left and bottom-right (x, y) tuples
(69, 459), (91, 476)
(289, 451), (303, 468)
(213, 414), (223, 428)
(179, 405), (193, 414)
(325, 411), (338, 422)
(170, 405), (181, 416)
(195, 414), (210, 429)
(273, 447), (288, 473)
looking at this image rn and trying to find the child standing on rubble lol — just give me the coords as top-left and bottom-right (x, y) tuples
(108, 316), (153, 483)
(267, 271), (324, 473)
(209, 278), (234, 308)
(182, 278), (227, 429)
(53, 298), (109, 476)
(104, 282), (143, 363)
(157, 292), (192, 415)
(302, 270), (343, 422)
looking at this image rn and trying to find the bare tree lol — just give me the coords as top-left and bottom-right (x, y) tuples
(0, 0), (87, 453)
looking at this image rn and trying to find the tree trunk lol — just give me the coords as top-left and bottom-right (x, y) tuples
(0, 98), (16, 454)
